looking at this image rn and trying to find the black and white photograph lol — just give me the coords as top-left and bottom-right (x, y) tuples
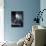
(11, 11), (23, 27)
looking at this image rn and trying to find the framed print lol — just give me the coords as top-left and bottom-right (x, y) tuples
(11, 11), (23, 27)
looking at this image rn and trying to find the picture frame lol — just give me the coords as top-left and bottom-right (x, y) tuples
(11, 11), (23, 27)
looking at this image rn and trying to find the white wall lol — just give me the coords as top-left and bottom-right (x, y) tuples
(0, 0), (4, 42)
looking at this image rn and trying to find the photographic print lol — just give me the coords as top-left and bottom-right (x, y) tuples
(11, 11), (23, 27)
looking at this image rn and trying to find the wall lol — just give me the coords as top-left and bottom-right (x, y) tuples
(40, 0), (46, 45)
(0, 0), (4, 42)
(40, 0), (46, 26)
(4, 0), (40, 42)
